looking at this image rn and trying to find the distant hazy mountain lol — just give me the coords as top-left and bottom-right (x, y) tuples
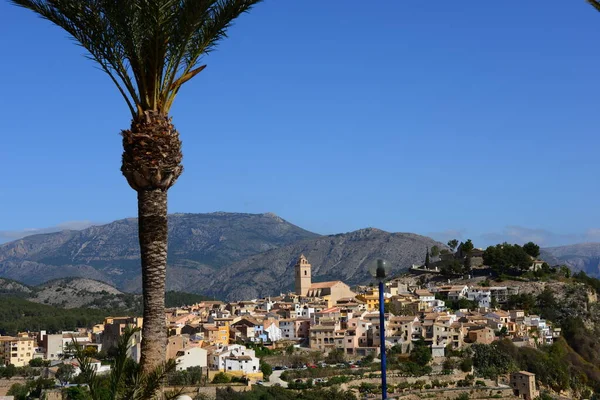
(196, 228), (445, 301)
(541, 243), (600, 277)
(0, 212), (319, 292)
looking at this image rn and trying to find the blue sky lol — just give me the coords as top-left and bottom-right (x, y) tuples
(1, 1), (599, 247)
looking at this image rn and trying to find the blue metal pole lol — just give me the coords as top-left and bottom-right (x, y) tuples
(379, 280), (387, 399)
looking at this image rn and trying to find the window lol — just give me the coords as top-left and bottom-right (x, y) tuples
(304, 270), (307, 276)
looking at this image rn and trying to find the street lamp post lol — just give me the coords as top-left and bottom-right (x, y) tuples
(370, 259), (389, 400)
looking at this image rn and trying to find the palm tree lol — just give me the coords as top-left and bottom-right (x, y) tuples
(588, 1), (600, 12)
(11, 0), (262, 372)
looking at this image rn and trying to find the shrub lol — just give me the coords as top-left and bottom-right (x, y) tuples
(212, 372), (231, 384)
(459, 357), (473, 373)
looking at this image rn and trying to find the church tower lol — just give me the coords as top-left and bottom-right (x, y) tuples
(294, 254), (312, 296)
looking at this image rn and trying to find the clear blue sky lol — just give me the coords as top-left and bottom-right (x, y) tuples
(1, 1), (599, 247)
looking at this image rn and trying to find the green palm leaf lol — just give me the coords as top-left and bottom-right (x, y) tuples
(11, 0), (262, 118)
(588, 0), (600, 11)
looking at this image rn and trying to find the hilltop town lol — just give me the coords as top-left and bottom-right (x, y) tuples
(2, 242), (598, 400)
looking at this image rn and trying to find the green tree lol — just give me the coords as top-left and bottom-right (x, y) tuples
(431, 245), (440, 257)
(260, 361), (272, 380)
(7, 383), (28, 400)
(409, 340), (432, 367)
(490, 297), (498, 310)
(29, 358), (46, 367)
(461, 239), (474, 255)
(12, 0), (264, 373)
(57, 363), (76, 386)
(440, 260), (464, 278)
(1, 364), (17, 379)
(64, 385), (93, 400)
(559, 265), (571, 278)
(325, 349), (346, 364)
(497, 326), (508, 337)
(448, 239), (459, 252)
(523, 242), (540, 258)
(459, 358), (473, 373)
(483, 243), (532, 275)
(471, 343), (515, 379)
(425, 248), (430, 268)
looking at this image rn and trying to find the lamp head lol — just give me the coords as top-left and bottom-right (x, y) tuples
(368, 258), (390, 281)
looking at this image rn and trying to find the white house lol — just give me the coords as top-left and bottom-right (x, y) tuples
(208, 345), (259, 373)
(295, 304), (315, 319)
(264, 323), (282, 342)
(175, 347), (208, 371)
(224, 354), (260, 374)
(69, 359), (111, 377)
(467, 287), (492, 308)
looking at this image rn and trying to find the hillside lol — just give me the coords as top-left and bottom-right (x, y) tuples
(0, 277), (214, 312)
(0, 277), (32, 296)
(30, 278), (138, 309)
(0, 212), (319, 292)
(198, 228), (445, 300)
(541, 243), (600, 277)
(0, 296), (117, 336)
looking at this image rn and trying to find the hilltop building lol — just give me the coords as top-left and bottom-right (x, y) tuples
(294, 255), (356, 307)
(295, 255), (312, 296)
(510, 371), (539, 400)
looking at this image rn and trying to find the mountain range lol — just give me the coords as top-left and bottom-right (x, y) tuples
(540, 243), (600, 277)
(1, 212), (598, 300)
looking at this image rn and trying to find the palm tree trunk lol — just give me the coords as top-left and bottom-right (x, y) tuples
(138, 189), (168, 372)
(120, 111), (183, 373)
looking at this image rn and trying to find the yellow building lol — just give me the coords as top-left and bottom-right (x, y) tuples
(0, 336), (35, 367)
(357, 289), (390, 311)
(217, 326), (230, 346)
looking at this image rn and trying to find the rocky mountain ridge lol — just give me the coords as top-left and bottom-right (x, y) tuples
(3, 212), (598, 300)
(198, 228), (445, 300)
(0, 213), (447, 300)
(540, 243), (600, 277)
(0, 212), (319, 294)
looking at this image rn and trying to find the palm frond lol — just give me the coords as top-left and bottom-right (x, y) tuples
(109, 325), (141, 399)
(11, 0), (141, 116)
(162, 0), (263, 111)
(588, 0), (600, 11)
(11, 0), (263, 118)
(71, 336), (101, 400)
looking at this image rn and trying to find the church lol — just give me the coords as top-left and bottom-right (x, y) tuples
(294, 255), (356, 307)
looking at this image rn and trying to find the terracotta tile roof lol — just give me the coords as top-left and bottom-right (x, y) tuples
(309, 281), (342, 289)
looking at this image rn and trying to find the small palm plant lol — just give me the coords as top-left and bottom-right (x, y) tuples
(71, 326), (182, 400)
(11, 0), (263, 373)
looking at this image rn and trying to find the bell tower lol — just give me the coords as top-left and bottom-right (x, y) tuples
(294, 254), (312, 296)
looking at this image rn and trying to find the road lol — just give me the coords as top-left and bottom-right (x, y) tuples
(262, 370), (288, 388)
